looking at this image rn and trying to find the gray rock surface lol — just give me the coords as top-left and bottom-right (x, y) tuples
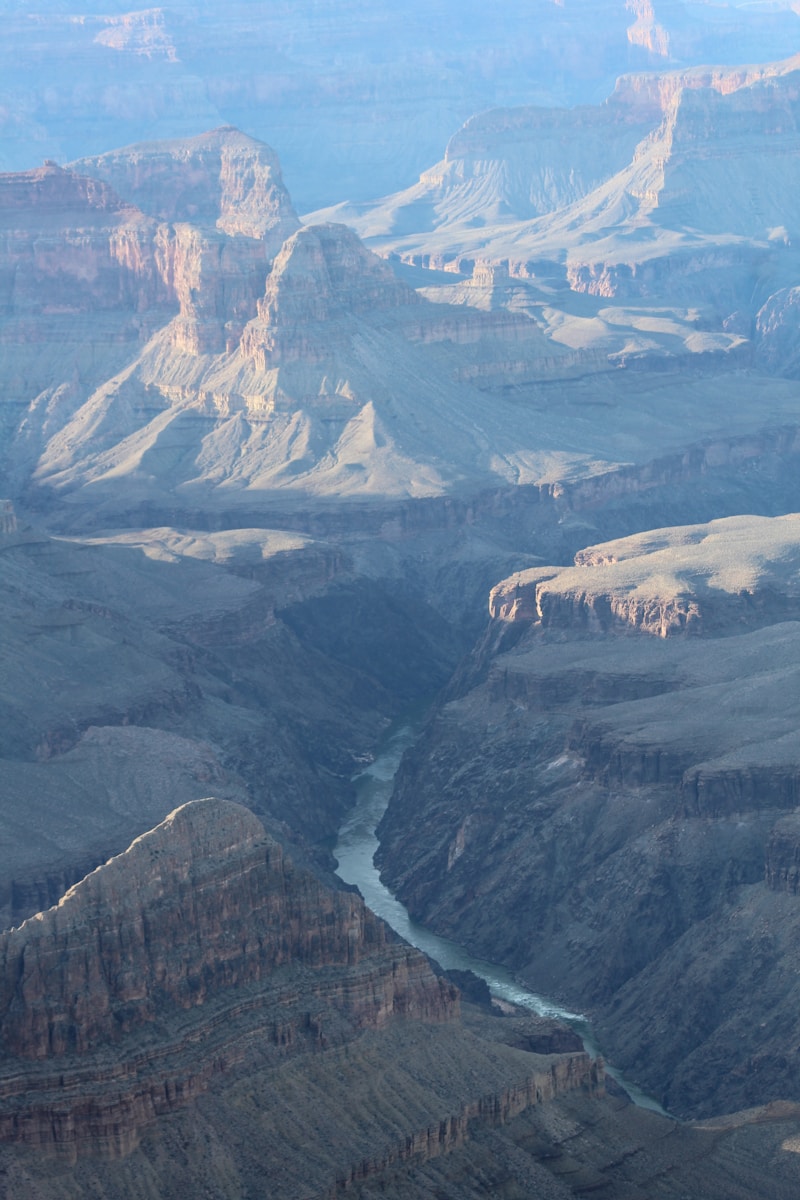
(377, 513), (800, 1117)
(5, 1), (800, 210)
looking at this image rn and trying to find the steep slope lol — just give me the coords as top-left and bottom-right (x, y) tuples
(331, 55), (800, 256)
(5, 127), (800, 531)
(13, 216), (593, 515)
(3, 801), (800, 1198)
(0, 129), (300, 491)
(311, 97), (657, 240)
(0, 503), (474, 930)
(0, 160), (173, 421)
(0, 797), (608, 1193)
(377, 513), (800, 1117)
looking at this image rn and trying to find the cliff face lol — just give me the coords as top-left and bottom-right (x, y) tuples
(490, 513), (800, 636)
(0, 163), (171, 319)
(766, 815), (800, 895)
(377, 513), (800, 1118)
(71, 130), (301, 355)
(755, 285), (800, 377)
(343, 54), (800, 361)
(73, 128), (300, 246)
(240, 223), (418, 367)
(0, 800), (458, 1157)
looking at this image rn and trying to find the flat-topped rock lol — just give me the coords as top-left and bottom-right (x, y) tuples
(72, 128), (299, 247)
(490, 513), (800, 636)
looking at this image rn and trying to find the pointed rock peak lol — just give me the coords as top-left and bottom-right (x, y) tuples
(263, 222), (417, 321)
(70, 129), (299, 247)
(22, 799), (270, 935)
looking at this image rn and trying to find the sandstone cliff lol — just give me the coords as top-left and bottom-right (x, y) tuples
(0, 797), (613, 1200)
(0, 799), (458, 1156)
(0, 161), (171, 322)
(73, 128), (299, 246)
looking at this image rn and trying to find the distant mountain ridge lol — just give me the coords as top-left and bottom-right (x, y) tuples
(4, 1), (800, 209)
(4, 123), (800, 527)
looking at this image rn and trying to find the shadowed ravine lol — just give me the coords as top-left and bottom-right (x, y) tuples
(334, 712), (666, 1115)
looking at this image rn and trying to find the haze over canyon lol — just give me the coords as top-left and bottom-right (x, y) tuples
(4, 3), (800, 1196)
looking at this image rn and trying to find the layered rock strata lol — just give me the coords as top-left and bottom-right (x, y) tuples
(0, 799), (458, 1157)
(377, 513), (800, 1117)
(0, 798), (610, 1200)
(5, 128), (800, 529)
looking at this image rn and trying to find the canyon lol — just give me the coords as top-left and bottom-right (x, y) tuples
(6, 2), (800, 210)
(377, 514), (800, 1118)
(4, 19), (800, 1192)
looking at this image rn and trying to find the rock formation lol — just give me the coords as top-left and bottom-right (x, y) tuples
(6, 38), (800, 1199)
(6, 0), (800, 211)
(329, 54), (800, 371)
(72, 129), (301, 355)
(377, 513), (800, 1118)
(0, 161), (170, 324)
(0, 797), (608, 1192)
(3, 797), (799, 1200)
(72, 128), (299, 244)
(0, 799), (455, 1057)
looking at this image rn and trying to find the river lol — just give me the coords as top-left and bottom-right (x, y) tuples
(334, 713), (667, 1115)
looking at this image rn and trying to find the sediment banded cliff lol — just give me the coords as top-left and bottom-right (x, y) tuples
(0, 798), (602, 1195)
(377, 513), (800, 1117)
(0, 800), (458, 1158)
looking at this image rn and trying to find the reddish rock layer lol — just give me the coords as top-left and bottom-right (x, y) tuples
(0, 800), (457, 1159)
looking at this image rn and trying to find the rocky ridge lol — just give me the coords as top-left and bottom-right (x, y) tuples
(4, 798), (800, 1200)
(6, 127), (800, 531)
(325, 55), (800, 373)
(0, 797), (605, 1189)
(377, 513), (800, 1117)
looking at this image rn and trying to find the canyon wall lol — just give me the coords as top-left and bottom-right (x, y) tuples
(377, 513), (800, 1117)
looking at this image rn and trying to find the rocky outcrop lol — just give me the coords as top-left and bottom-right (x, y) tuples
(240, 223), (417, 368)
(0, 130), (304, 383)
(755, 286), (800, 377)
(490, 513), (800, 636)
(625, 0), (670, 57)
(378, 514), (800, 1118)
(766, 815), (800, 895)
(74, 129), (299, 245)
(0, 800), (458, 1156)
(167, 221), (268, 354)
(0, 163), (171, 318)
(72, 130), (301, 354)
